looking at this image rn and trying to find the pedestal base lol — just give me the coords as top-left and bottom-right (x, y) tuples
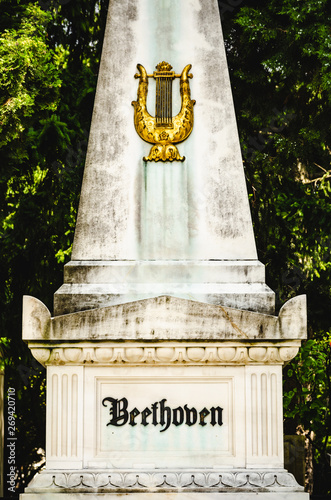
(21, 468), (307, 499)
(54, 260), (275, 315)
(22, 295), (308, 500)
(21, 494), (309, 500)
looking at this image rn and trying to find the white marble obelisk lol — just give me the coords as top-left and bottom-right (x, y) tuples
(54, 0), (274, 316)
(73, 0), (256, 261)
(21, 1), (308, 500)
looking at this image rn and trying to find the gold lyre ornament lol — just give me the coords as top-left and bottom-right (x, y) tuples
(132, 62), (195, 162)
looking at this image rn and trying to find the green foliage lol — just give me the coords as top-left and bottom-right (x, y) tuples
(222, 1), (331, 318)
(284, 339), (330, 426)
(284, 337), (331, 494)
(0, 5), (61, 158)
(0, 0), (108, 493)
(222, 0), (331, 494)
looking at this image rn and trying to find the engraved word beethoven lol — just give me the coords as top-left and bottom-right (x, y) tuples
(102, 397), (223, 432)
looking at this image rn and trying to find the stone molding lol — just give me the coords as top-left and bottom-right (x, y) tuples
(29, 341), (301, 367)
(23, 294), (307, 342)
(63, 260), (267, 284)
(26, 470), (303, 492)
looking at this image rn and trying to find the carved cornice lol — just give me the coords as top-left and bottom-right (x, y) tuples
(29, 341), (301, 367)
(26, 469), (303, 492)
(22, 294), (307, 342)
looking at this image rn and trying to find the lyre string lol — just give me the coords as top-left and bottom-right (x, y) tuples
(155, 74), (173, 126)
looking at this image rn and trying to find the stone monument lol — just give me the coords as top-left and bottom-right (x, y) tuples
(21, 1), (308, 499)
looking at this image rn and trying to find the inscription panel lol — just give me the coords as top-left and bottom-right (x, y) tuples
(84, 366), (245, 469)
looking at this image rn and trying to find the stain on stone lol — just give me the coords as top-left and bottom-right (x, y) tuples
(126, 0), (137, 21)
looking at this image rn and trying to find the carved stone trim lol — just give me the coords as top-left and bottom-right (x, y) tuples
(29, 342), (301, 367)
(26, 470), (303, 492)
(23, 294), (307, 342)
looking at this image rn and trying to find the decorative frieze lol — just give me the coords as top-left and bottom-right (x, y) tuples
(25, 469), (303, 492)
(29, 342), (300, 367)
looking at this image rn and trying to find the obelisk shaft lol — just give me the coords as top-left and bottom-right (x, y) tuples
(54, 0), (275, 315)
(71, 0), (257, 261)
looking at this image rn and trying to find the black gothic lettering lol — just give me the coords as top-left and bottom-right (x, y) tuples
(172, 406), (184, 426)
(102, 397), (224, 432)
(151, 402), (158, 426)
(129, 407), (140, 426)
(199, 407), (210, 426)
(210, 406), (223, 426)
(159, 399), (171, 432)
(141, 407), (152, 426)
(184, 404), (197, 426)
(102, 397), (129, 427)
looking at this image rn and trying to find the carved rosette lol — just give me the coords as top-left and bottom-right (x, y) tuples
(29, 342), (301, 367)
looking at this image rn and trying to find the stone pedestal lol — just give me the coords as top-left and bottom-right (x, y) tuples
(54, 260), (274, 315)
(21, 295), (308, 499)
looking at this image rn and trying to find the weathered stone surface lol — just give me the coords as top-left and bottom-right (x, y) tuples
(29, 341), (302, 367)
(54, 282), (275, 316)
(53, 260), (275, 316)
(70, 0), (257, 261)
(25, 469), (304, 493)
(24, 294), (306, 342)
(51, 0), (276, 314)
(20, 494), (309, 500)
(63, 261), (267, 285)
